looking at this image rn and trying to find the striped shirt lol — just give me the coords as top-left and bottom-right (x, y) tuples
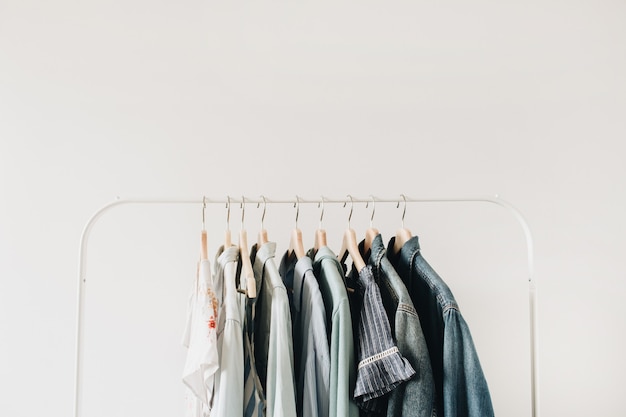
(349, 265), (416, 413)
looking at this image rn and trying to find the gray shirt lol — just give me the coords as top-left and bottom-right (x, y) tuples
(279, 251), (331, 417)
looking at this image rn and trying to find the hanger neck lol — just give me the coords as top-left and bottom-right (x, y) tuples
(224, 229), (232, 248)
(201, 230), (208, 260)
(393, 228), (412, 255)
(238, 229), (256, 298)
(289, 228), (305, 260)
(339, 228), (366, 273)
(258, 228), (268, 248)
(363, 227), (379, 260)
(314, 228), (327, 250)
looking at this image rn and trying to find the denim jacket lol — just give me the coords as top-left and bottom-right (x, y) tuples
(366, 235), (437, 417)
(387, 236), (494, 417)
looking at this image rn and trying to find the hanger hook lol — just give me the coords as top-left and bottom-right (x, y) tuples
(240, 196), (246, 229)
(318, 196), (325, 229)
(366, 195), (376, 227)
(397, 194), (407, 228)
(258, 195), (267, 229)
(226, 196), (231, 231)
(343, 194), (354, 228)
(294, 195), (300, 228)
(202, 196), (207, 230)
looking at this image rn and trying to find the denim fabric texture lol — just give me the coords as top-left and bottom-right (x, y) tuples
(366, 235), (437, 417)
(387, 236), (494, 417)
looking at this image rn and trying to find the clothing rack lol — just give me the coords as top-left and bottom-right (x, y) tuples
(74, 195), (539, 417)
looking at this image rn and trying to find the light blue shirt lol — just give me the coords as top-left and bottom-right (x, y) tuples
(252, 242), (297, 417)
(311, 246), (359, 417)
(279, 251), (331, 417)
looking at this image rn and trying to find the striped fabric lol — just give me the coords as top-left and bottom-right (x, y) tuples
(352, 265), (416, 411)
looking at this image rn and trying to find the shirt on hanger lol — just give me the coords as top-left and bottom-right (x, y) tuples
(310, 246), (359, 417)
(213, 246), (244, 417)
(251, 242), (297, 417)
(243, 295), (266, 417)
(279, 251), (331, 417)
(387, 236), (494, 417)
(345, 264), (415, 414)
(366, 235), (437, 417)
(182, 259), (220, 417)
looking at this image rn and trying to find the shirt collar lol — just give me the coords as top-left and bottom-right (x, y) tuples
(293, 256), (314, 313)
(312, 245), (337, 264)
(216, 244), (239, 266)
(278, 249), (297, 308)
(363, 234), (387, 282)
(251, 242), (276, 291)
(369, 233), (385, 265)
(253, 241), (276, 265)
(386, 235), (420, 264)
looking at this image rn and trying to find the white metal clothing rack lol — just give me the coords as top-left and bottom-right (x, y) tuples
(74, 195), (539, 417)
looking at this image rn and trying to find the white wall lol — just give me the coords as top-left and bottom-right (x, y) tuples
(1, 1), (625, 416)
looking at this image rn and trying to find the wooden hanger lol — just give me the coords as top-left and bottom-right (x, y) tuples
(238, 197), (256, 299)
(363, 196), (379, 257)
(288, 196), (305, 259)
(363, 228), (378, 258)
(225, 230), (232, 248)
(290, 229), (305, 259)
(339, 228), (365, 272)
(314, 229), (327, 250)
(224, 196), (232, 248)
(338, 195), (366, 273)
(393, 194), (412, 255)
(257, 195), (269, 248)
(314, 197), (327, 251)
(201, 197), (208, 260)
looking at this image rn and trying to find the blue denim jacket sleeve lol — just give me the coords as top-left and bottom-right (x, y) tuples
(443, 307), (494, 417)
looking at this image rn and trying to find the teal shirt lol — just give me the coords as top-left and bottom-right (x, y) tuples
(311, 246), (359, 417)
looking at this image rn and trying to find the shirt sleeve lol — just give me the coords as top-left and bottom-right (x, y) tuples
(443, 309), (494, 417)
(353, 266), (416, 410)
(266, 288), (297, 417)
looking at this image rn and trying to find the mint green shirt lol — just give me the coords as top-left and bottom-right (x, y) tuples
(311, 246), (359, 417)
